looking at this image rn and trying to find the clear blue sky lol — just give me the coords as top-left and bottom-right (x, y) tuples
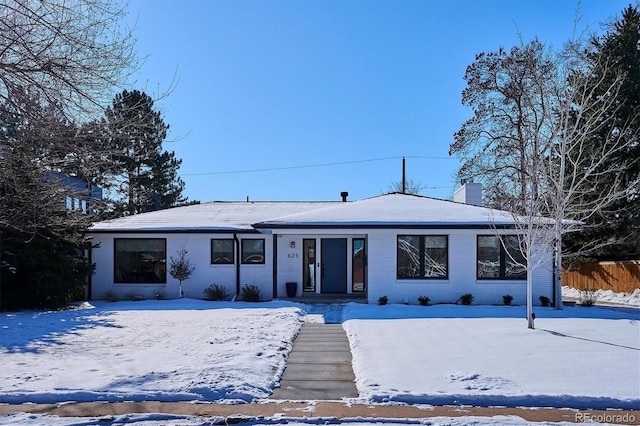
(125, 0), (630, 203)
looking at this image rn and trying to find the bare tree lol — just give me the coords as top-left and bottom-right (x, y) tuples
(451, 25), (638, 327)
(386, 178), (427, 195)
(450, 39), (556, 211)
(169, 247), (195, 298)
(0, 0), (140, 225)
(0, 0), (138, 309)
(0, 0), (137, 122)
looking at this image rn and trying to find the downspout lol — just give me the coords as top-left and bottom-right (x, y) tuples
(87, 246), (93, 301)
(272, 234), (278, 299)
(554, 234), (564, 310)
(234, 233), (240, 300)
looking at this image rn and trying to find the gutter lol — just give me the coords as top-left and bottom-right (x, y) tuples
(252, 223), (522, 230)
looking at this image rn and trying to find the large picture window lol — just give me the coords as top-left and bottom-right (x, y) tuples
(241, 239), (265, 264)
(397, 235), (448, 279)
(477, 235), (527, 280)
(211, 239), (234, 264)
(114, 238), (166, 283)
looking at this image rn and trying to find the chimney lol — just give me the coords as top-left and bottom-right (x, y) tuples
(340, 191), (349, 202)
(454, 181), (482, 206)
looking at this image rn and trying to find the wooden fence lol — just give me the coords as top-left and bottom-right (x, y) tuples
(562, 261), (640, 294)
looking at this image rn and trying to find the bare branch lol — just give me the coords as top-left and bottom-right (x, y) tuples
(0, 0), (138, 122)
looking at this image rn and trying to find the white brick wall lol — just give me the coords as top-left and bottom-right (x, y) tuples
(90, 233), (274, 301)
(90, 228), (554, 306)
(365, 228), (553, 306)
(237, 234), (273, 300)
(276, 235), (303, 298)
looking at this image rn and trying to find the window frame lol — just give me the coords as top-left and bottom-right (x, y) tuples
(396, 235), (449, 280)
(113, 238), (167, 284)
(352, 238), (366, 292)
(476, 234), (527, 280)
(211, 238), (235, 265)
(241, 238), (266, 264)
(302, 238), (316, 292)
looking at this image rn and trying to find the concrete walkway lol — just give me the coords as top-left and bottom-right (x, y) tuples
(270, 322), (358, 400)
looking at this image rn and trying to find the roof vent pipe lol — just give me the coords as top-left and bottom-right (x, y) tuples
(340, 191), (349, 202)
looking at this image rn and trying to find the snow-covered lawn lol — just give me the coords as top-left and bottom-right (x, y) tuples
(0, 300), (304, 404)
(0, 293), (638, 415)
(345, 308), (638, 409)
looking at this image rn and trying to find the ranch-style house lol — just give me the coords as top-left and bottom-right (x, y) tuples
(86, 184), (559, 305)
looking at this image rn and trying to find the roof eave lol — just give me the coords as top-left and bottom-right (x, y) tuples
(87, 227), (260, 234)
(253, 222), (518, 230)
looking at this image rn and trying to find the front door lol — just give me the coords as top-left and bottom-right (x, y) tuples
(321, 238), (347, 293)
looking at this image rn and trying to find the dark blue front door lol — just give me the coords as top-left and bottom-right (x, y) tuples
(321, 238), (347, 293)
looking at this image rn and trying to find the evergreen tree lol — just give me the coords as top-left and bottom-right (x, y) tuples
(103, 90), (187, 215)
(564, 5), (640, 261)
(150, 150), (187, 212)
(0, 94), (94, 310)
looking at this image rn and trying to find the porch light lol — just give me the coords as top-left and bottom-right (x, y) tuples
(290, 241), (296, 248)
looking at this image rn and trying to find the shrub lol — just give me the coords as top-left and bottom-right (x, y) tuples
(378, 295), (388, 305)
(460, 293), (474, 305)
(539, 295), (551, 307)
(125, 292), (143, 301)
(241, 284), (261, 302)
(580, 288), (598, 307)
(502, 294), (513, 305)
(417, 295), (430, 306)
(203, 284), (230, 301)
(104, 290), (119, 302)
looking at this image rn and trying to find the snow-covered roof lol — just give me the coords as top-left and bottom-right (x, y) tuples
(254, 193), (517, 229)
(88, 201), (339, 232)
(88, 193), (520, 233)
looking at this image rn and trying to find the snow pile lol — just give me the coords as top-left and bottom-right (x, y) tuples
(562, 286), (640, 306)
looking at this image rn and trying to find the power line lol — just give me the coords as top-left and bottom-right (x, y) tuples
(182, 155), (455, 177)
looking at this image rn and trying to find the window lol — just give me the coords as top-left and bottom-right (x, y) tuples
(114, 238), (166, 283)
(352, 238), (366, 292)
(211, 239), (234, 264)
(303, 239), (316, 292)
(504, 235), (527, 279)
(241, 239), (265, 264)
(397, 235), (448, 279)
(477, 235), (527, 280)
